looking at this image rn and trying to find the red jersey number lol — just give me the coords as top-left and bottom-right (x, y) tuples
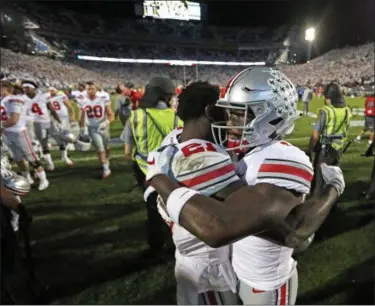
(0, 106), (8, 121)
(181, 142), (217, 157)
(31, 103), (43, 116)
(85, 105), (103, 118)
(52, 101), (61, 111)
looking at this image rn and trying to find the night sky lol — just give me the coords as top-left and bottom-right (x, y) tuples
(37, 0), (375, 53)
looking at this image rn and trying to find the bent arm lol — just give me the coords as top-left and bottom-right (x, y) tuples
(47, 102), (61, 123)
(150, 174), (338, 248)
(64, 100), (76, 121)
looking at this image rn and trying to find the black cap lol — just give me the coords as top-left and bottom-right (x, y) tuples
(140, 77), (175, 108)
(323, 82), (345, 105)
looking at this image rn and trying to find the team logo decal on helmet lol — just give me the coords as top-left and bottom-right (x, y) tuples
(211, 67), (299, 151)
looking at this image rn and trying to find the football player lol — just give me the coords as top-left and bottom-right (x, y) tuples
(209, 67), (310, 304)
(48, 87), (75, 161)
(22, 80), (70, 170)
(0, 81), (49, 190)
(146, 82), (239, 305)
(146, 68), (345, 304)
(79, 82), (114, 178)
(71, 83), (87, 107)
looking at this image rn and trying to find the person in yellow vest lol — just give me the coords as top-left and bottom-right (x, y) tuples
(120, 76), (183, 252)
(307, 82), (352, 200)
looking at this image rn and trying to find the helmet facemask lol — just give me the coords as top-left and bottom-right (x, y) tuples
(211, 67), (300, 152)
(211, 100), (271, 151)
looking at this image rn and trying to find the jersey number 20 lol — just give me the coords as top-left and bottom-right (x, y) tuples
(85, 105), (103, 118)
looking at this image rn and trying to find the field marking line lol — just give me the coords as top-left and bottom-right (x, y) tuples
(55, 154), (124, 164)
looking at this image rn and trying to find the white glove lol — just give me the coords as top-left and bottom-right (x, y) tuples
(321, 163), (345, 196)
(157, 194), (173, 226)
(145, 145), (176, 182)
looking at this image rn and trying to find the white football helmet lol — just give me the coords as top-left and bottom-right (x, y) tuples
(74, 134), (91, 152)
(211, 67), (299, 151)
(1, 168), (31, 196)
(60, 129), (77, 143)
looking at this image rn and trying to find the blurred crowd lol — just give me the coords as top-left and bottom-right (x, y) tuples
(15, 2), (288, 44)
(2, 42), (374, 90)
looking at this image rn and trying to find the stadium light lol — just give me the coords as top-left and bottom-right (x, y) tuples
(305, 28), (315, 42)
(305, 27), (315, 62)
(76, 55), (266, 66)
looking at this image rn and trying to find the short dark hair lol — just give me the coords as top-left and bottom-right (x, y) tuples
(86, 81), (95, 86)
(177, 81), (220, 122)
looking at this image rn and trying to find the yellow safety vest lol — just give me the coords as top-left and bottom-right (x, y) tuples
(130, 108), (183, 174)
(318, 105), (352, 150)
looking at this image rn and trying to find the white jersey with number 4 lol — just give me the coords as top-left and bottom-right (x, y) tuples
(233, 140), (314, 291)
(81, 96), (110, 127)
(1, 95), (28, 132)
(164, 135), (240, 293)
(48, 93), (69, 118)
(24, 93), (51, 124)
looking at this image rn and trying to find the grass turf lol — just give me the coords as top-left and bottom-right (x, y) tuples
(15, 96), (375, 304)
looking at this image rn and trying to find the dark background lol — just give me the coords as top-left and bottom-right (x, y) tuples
(17, 0), (375, 55)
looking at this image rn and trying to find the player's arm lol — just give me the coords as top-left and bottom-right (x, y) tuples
(47, 101), (61, 124)
(2, 99), (23, 128)
(149, 174), (339, 248)
(105, 103), (114, 123)
(63, 97), (76, 121)
(79, 107), (86, 130)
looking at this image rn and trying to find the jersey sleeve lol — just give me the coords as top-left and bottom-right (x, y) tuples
(255, 147), (313, 194)
(8, 97), (25, 114)
(171, 140), (240, 196)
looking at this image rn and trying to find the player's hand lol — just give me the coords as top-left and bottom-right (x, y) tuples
(156, 194), (173, 226)
(321, 163), (345, 196)
(145, 145), (176, 182)
(98, 120), (109, 131)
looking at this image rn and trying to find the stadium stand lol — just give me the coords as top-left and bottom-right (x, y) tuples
(2, 3), (374, 89)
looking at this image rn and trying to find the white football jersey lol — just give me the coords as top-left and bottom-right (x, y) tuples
(48, 93), (69, 118)
(71, 90), (87, 107)
(160, 127), (183, 147)
(166, 137), (240, 293)
(24, 93), (51, 123)
(232, 140), (313, 291)
(0, 95), (28, 132)
(97, 90), (110, 101)
(81, 96), (110, 127)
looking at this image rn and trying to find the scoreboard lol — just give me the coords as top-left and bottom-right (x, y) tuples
(141, 1), (201, 21)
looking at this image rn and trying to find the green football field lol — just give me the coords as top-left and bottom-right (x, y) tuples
(15, 96), (374, 304)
